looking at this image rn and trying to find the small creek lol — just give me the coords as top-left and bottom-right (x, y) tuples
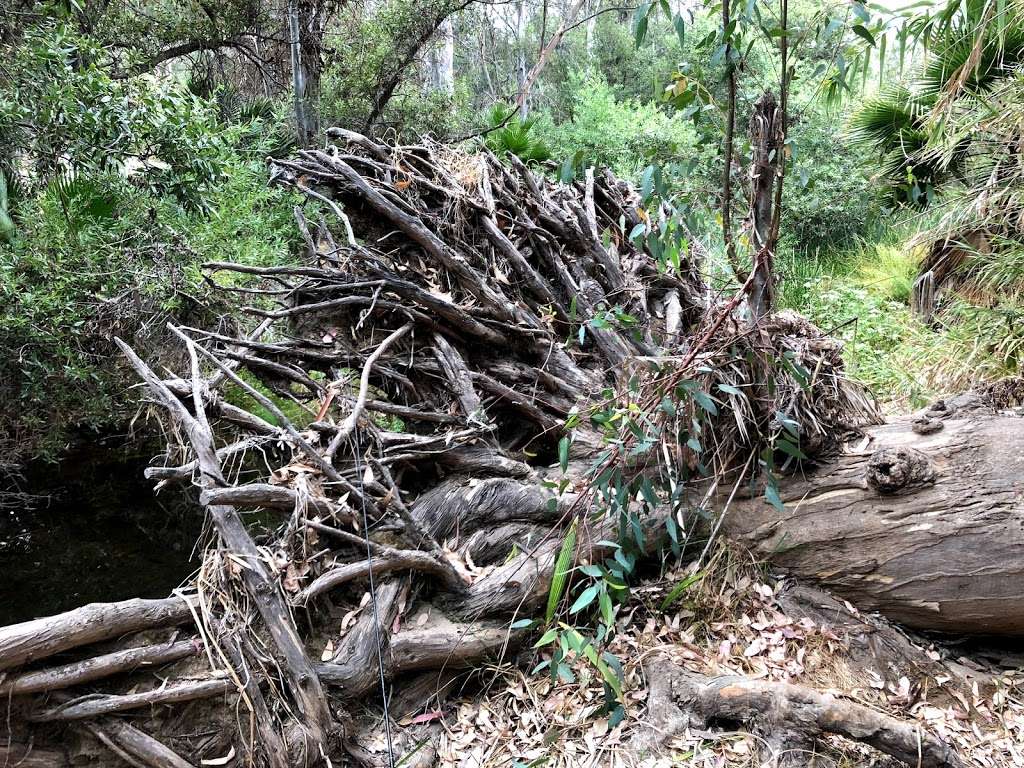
(0, 439), (205, 625)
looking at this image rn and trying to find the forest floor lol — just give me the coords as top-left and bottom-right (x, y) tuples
(355, 547), (1023, 767)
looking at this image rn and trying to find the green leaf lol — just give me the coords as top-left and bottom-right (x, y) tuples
(765, 483), (784, 512)
(633, 2), (651, 46)
(511, 618), (535, 629)
(852, 24), (876, 46)
(599, 588), (614, 626)
(558, 436), (570, 472)
(545, 520), (578, 623)
(640, 164), (656, 201)
(691, 390), (718, 415)
(569, 584), (599, 614)
(534, 628), (558, 647)
(775, 438), (806, 460)
(660, 571), (704, 611)
(673, 14), (686, 47)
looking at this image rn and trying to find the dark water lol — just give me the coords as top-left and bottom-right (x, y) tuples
(0, 440), (205, 625)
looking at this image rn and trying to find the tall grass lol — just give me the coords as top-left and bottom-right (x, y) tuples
(777, 237), (1018, 410)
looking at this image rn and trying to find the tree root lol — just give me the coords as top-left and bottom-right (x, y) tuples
(636, 653), (966, 768)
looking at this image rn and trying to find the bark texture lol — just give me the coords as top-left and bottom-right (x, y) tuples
(724, 410), (1024, 635)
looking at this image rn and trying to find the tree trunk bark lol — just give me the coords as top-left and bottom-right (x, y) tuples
(723, 411), (1024, 635)
(747, 90), (781, 320)
(288, 0), (322, 147)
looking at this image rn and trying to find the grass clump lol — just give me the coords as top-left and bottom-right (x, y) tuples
(778, 237), (1018, 411)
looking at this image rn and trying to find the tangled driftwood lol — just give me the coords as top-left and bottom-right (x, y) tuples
(0, 131), (992, 767)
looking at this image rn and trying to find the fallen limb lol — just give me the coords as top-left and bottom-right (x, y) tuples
(317, 621), (524, 696)
(0, 639), (198, 697)
(723, 412), (1024, 634)
(28, 678), (234, 722)
(199, 484), (348, 521)
(0, 597), (195, 672)
(640, 654), (965, 768)
(84, 719), (195, 768)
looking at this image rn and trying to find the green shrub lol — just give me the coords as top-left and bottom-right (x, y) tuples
(780, 108), (883, 255)
(533, 71), (707, 182)
(483, 105), (552, 163)
(0, 153), (302, 462)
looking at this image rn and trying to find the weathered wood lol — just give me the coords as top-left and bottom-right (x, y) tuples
(432, 332), (486, 423)
(0, 597), (195, 672)
(86, 720), (196, 768)
(0, 743), (69, 767)
(28, 678), (234, 721)
(317, 620), (524, 696)
(0, 639), (197, 696)
(724, 413), (1024, 635)
(116, 336), (333, 753)
(638, 654), (965, 768)
(199, 484), (347, 520)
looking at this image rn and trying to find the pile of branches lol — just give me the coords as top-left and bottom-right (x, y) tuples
(0, 131), (894, 768)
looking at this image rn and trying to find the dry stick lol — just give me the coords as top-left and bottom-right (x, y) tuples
(207, 317), (273, 390)
(296, 182), (357, 247)
(431, 331), (486, 422)
(370, 459), (467, 590)
(0, 597), (195, 672)
(663, 665), (965, 768)
(28, 678), (235, 722)
(115, 334), (332, 755)
(314, 155), (515, 315)
(514, 0), (587, 115)
(83, 719), (195, 768)
(145, 436), (275, 484)
(298, 550), (461, 604)
(168, 327), (369, 507)
(85, 725), (148, 768)
(0, 640), (198, 697)
(218, 633), (288, 768)
(199, 484), (348, 522)
(325, 322), (413, 460)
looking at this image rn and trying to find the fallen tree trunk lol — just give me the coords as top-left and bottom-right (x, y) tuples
(724, 410), (1024, 635)
(0, 639), (198, 696)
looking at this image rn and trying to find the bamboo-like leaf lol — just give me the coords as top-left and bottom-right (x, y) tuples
(545, 520), (578, 624)
(660, 571), (704, 611)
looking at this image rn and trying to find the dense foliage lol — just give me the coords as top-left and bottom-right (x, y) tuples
(2, 0), (1021, 464)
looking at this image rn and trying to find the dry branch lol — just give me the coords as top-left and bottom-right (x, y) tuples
(0, 597), (195, 672)
(640, 654), (965, 768)
(0, 640), (198, 696)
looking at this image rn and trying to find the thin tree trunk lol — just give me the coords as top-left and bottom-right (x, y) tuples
(288, 0), (321, 147)
(747, 90), (781, 321)
(436, 17), (455, 96)
(721, 0), (740, 278)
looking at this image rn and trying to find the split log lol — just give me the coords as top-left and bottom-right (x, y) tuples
(0, 597), (195, 672)
(724, 412), (1024, 635)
